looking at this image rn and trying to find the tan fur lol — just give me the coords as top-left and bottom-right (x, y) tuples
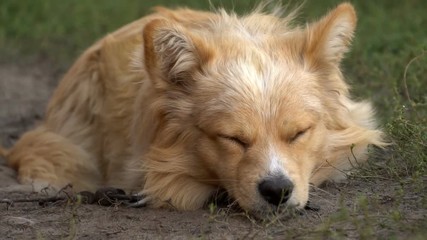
(2, 3), (386, 215)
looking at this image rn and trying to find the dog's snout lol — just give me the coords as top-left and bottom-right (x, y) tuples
(258, 176), (294, 206)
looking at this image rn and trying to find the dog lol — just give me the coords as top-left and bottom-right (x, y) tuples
(0, 3), (385, 216)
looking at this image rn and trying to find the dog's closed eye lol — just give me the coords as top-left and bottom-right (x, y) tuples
(289, 127), (311, 143)
(218, 134), (248, 149)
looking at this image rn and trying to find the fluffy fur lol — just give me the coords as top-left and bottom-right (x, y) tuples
(1, 3), (385, 215)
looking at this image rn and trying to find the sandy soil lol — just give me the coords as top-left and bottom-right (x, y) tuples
(0, 60), (424, 239)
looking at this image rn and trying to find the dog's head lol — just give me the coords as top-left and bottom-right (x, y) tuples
(142, 3), (357, 214)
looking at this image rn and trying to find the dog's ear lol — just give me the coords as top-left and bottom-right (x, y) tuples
(304, 3), (357, 67)
(143, 19), (212, 90)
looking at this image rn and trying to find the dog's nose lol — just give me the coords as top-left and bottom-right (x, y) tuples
(258, 176), (294, 206)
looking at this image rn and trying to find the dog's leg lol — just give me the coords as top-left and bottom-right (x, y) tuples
(140, 173), (217, 210)
(6, 127), (102, 193)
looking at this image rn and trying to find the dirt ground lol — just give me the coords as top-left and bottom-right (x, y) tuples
(0, 60), (425, 239)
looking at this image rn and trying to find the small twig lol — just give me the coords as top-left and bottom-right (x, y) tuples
(403, 50), (426, 107)
(325, 159), (350, 178)
(349, 144), (361, 167)
(354, 175), (392, 180)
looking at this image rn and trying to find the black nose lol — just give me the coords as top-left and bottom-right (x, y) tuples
(258, 176), (294, 206)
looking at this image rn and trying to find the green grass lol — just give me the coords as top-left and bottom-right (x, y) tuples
(0, 0), (259, 61)
(1, 0), (426, 238)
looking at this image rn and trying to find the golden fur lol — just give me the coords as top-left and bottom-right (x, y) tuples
(1, 3), (385, 215)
